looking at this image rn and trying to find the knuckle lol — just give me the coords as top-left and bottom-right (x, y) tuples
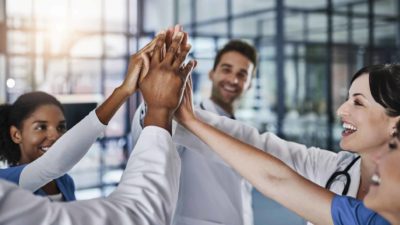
(168, 46), (176, 53)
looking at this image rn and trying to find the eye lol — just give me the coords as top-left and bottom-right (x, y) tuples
(237, 72), (248, 80)
(221, 68), (231, 74)
(388, 140), (398, 151)
(35, 124), (47, 131)
(353, 100), (363, 106)
(57, 124), (67, 133)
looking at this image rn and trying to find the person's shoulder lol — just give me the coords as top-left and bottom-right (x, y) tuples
(58, 173), (74, 184)
(332, 196), (390, 225)
(0, 165), (26, 183)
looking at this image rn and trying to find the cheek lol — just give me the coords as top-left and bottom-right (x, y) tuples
(21, 132), (44, 147)
(364, 113), (391, 137)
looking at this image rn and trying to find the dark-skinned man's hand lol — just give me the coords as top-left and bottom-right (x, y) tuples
(139, 30), (196, 133)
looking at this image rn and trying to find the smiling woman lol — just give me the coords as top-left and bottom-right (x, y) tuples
(173, 64), (400, 225)
(0, 92), (76, 201)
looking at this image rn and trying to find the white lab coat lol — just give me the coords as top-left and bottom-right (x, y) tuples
(131, 99), (253, 225)
(173, 109), (362, 225)
(0, 126), (181, 225)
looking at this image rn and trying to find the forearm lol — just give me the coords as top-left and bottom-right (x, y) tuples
(19, 110), (106, 191)
(192, 109), (326, 179)
(183, 118), (291, 187)
(108, 126), (180, 224)
(96, 86), (130, 125)
(183, 118), (334, 225)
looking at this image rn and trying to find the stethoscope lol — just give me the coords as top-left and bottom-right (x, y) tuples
(325, 155), (361, 195)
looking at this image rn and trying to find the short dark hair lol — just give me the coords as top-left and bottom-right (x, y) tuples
(212, 40), (258, 73)
(0, 91), (64, 166)
(351, 64), (400, 117)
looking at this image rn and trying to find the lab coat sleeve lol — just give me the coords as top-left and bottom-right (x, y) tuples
(131, 103), (181, 154)
(130, 103), (146, 154)
(174, 109), (338, 181)
(19, 110), (107, 192)
(0, 126), (181, 225)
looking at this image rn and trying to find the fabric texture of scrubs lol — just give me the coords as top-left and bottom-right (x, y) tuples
(331, 195), (390, 225)
(0, 165), (75, 201)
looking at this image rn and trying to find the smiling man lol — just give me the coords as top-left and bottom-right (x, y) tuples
(204, 40), (256, 118)
(131, 39), (258, 225)
(175, 40), (257, 225)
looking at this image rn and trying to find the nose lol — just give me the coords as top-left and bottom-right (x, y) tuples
(227, 74), (239, 84)
(47, 127), (62, 141)
(336, 101), (349, 118)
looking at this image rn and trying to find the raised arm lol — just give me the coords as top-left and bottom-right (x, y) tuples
(19, 34), (162, 192)
(175, 77), (334, 225)
(0, 126), (179, 225)
(173, 107), (342, 182)
(0, 28), (195, 225)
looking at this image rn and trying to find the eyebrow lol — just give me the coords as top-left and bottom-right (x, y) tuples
(352, 93), (366, 98)
(220, 63), (233, 68)
(32, 120), (66, 124)
(220, 64), (249, 75)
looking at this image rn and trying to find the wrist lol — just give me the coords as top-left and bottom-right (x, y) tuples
(116, 84), (135, 97)
(144, 107), (174, 134)
(182, 116), (200, 130)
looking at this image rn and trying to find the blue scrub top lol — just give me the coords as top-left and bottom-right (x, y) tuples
(0, 164), (76, 201)
(331, 195), (390, 225)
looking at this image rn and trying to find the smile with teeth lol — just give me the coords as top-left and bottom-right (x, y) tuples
(371, 173), (381, 185)
(221, 84), (237, 93)
(39, 146), (50, 153)
(342, 122), (357, 135)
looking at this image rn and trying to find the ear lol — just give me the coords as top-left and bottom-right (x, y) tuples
(208, 70), (214, 81)
(390, 117), (400, 136)
(10, 126), (22, 144)
(246, 79), (253, 90)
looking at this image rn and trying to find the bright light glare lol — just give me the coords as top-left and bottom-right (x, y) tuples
(6, 79), (16, 88)
(49, 20), (71, 54)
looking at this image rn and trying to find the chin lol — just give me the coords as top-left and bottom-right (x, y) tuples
(339, 141), (350, 151)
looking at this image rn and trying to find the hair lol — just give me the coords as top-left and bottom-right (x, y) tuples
(0, 91), (64, 166)
(350, 64), (400, 117)
(212, 40), (258, 74)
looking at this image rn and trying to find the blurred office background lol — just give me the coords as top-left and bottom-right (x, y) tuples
(0, 0), (399, 224)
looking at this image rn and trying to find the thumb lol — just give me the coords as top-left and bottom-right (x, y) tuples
(139, 53), (151, 84)
(181, 60), (197, 81)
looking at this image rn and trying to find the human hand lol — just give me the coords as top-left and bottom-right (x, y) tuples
(175, 73), (197, 126)
(139, 31), (196, 132)
(118, 33), (162, 95)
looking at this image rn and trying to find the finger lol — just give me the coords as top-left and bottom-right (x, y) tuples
(137, 37), (157, 54)
(174, 24), (182, 33)
(181, 32), (188, 46)
(182, 73), (194, 107)
(164, 32), (184, 65)
(176, 31), (188, 56)
(172, 44), (191, 68)
(165, 27), (174, 50)
(186, 73), (193, 93)
(180, 59), (196, 81)
(151, 31), (166, 66)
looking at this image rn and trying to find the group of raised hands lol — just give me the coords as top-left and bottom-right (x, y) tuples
(118, 25), (197, 133)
